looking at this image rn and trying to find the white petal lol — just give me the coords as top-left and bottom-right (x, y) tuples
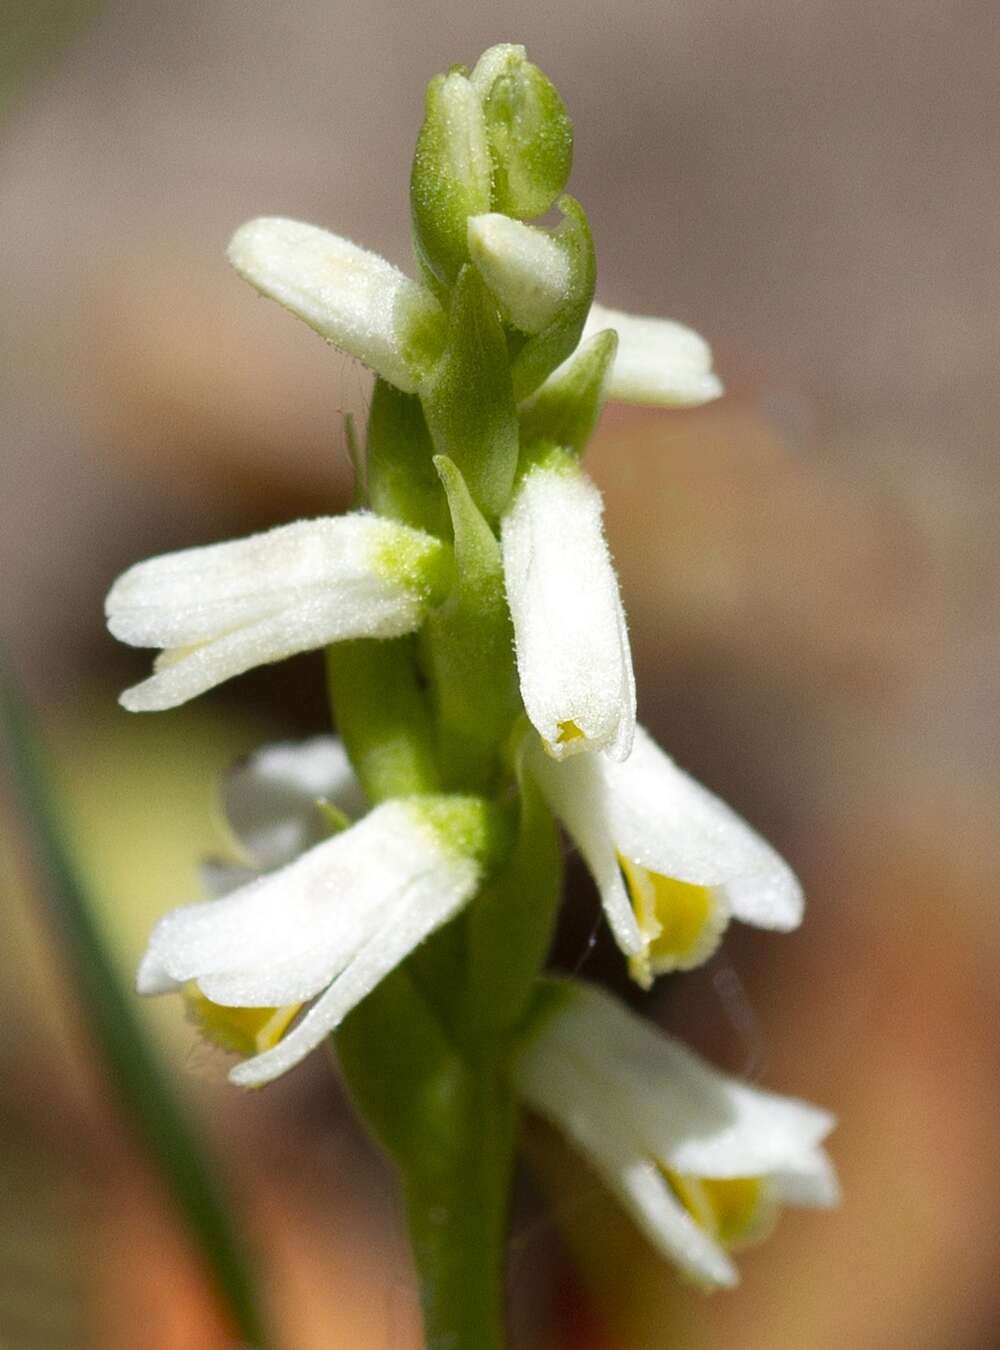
(137, 800), (446, 1000)
(468, 214), (571, 333)
(228, 217), (443, 393)
(541, 983), (835, 1180)
(579, 302), (722, 407)
(772, 1150), (841, 1208)
(229, 852), (479, 1086)
(107, 515), (435, 648)
(222, 736), (366, 868)
(600, 727), (803, 931)
(515, 1012), (737, 1286)
(502, 464), (635, 761)
(525, 736), (644, 955)
(107, 515), (443, 710)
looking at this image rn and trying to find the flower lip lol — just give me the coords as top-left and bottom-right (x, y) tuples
(526, 724), (803, 978)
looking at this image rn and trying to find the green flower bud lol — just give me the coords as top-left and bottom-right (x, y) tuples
(411, 69), (493, 290)
(471, 44), (573, 220)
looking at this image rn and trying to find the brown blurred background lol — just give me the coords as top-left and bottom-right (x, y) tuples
(2, 1), (998, 1346)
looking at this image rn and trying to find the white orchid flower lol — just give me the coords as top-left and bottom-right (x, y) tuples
(228, 217), (444, 393)
(542, 301), (722, 408)
(138, 794), (494, 1087)
(501, 455), (635, 762)
(514, 980), (838, 1287)
(106, 514), (448, 711)
(526, 725), (803, 985)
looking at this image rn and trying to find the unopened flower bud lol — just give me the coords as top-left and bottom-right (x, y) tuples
(471, 44), (573, 220)
(410, 69), (493, 288)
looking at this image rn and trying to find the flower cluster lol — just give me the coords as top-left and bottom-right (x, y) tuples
(107, 43), (836, 1288)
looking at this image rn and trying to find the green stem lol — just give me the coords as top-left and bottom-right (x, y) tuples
(401, 1066), (515, 1350)
(335, 965), (515, 1350)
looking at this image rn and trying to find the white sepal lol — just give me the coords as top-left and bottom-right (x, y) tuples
(501, 462), (635, 762)
(228, 217), (443, 393)
(221, 736), (366, 873)
(106, 514), (444, 711)
(467, 213), (571, 333)
(136, 799), (483, 1085)
(571, 302), (723, 407)
(527, 724), (803, 976)
(514, 981), (837, 1287)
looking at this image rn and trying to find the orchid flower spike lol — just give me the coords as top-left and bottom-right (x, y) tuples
(501, 452), (635, 761)
(138, 793), (498, 1086)
(526, 725), (803, 985)
(105, 514), (448, 711)
(514, 980), (838, 1288)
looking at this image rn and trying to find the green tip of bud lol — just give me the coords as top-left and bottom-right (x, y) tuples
(471, 44), (573, 220)
(411, 69), (493, 289)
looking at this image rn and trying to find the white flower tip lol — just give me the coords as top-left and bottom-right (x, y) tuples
(136, 947), (179, 995)
(467, 213), (571, 333)
(227, 217), (439, 392)
(118, 681), (174, 713)
(584, 303), (723, 408)
(724, 864), (804, 932)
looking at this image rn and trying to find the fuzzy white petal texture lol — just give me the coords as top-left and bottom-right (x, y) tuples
(576, 302), (723, 407)
(772, 1150), (841, 1208)
(228, 217), (442, 393)
(468, 214), (571, 333)
(501, 465), (635, 761)
(515, 981), (837, 1285)
(222, 736), (366, 870)
(526, 734), (643, 954)
(515, 1008), (738, 1286)
(137, 799), (483, 1084)
(229, 857), (477, 1086)
(601, 726), (802, 929)
(528, 725), (803, 948)
(540, 983), (835, 1179)
(138, 801), (440, 995)
(106, 515), (442, 710)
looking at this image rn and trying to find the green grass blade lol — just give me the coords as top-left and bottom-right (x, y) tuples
(0, 664), (267, 1348)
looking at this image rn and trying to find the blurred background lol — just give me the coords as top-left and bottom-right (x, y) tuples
(2, 1), (998, 1346)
